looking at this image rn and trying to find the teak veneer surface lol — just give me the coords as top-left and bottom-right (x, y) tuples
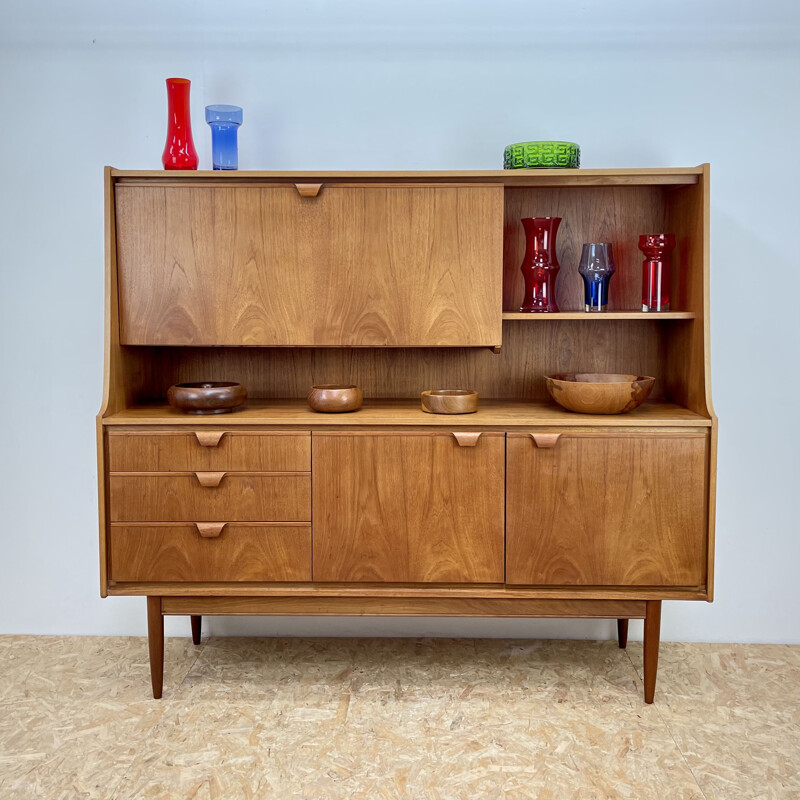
(312, 431), (505, 583)
(107, 430), (310, 472)
(104, 398), (711, 427)
(110, 524), (311, 582)
(160, 596), (648, 618)
(506, 432), (709, 586)
(109, 473), (311, 522)
(116, 184), (503, 347)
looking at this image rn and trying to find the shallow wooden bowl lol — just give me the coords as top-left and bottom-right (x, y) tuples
(544, 373), (655, 415)
(307, 384), (363, 413)
(167, 381), (247, 414)
(421, 389), (479, 415)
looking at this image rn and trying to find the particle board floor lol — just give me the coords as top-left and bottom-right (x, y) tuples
(0, 636), (797, 800)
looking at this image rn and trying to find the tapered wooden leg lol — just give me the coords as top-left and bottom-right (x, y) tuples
(643, 600), (662, 704)
(147, 596), (164, 699)
(617, 618), (629, 649)
(191, 615), (202, 645)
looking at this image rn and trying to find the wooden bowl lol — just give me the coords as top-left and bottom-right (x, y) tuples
(307, 384), (363, 413)
(421, 389), (479, 415)
(544, 373), (655, 415)
(167, 381), (247, 414)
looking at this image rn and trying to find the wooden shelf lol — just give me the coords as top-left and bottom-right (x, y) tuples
(502, 311), (696, 321)
(103, 398), (712, 428)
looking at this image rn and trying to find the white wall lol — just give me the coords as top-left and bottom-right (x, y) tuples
(1, 0), (798, 643)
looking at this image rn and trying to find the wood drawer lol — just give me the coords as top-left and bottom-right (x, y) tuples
(109, 523), (312, 582)
(109, 473), (311, 522)
(107, 431), (310, 472)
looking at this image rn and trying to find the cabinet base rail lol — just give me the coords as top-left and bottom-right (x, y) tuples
(145, 596), (662, 702)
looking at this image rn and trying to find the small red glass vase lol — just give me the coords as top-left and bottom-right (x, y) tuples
(639, 233), (676, 311)
(520, 217), (561, 312)
(162, 78), (198, 170)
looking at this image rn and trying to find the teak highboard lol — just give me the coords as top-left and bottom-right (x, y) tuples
(98, 166), (716, 702)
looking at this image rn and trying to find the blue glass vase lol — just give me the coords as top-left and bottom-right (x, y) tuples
(578, 243), (616, 312)
(205, 105), (242, 170)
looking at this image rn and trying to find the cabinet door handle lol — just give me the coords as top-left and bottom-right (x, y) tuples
(195, 522), (226, 538)
(452, 432), (482, 447)
(295, 183), (323, 198)
(529, 433), (561, 448)
(194, 431), (225, 447)
(194, 471), (226, 487)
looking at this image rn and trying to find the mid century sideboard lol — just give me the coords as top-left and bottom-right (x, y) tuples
(97, 166), (716, 702)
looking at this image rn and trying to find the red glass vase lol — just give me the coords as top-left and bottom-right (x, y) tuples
(639, 233), (676, 311)
(162, 78), (198, 170)
(520, 217), (561, 312)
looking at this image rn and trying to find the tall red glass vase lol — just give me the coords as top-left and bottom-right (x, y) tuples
(639, 233), (675, 311)
(520, 216), (561, 312)
(162, 78), (198, 170)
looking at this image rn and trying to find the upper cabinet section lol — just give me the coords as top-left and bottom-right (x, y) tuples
(115, 181), (503, 347)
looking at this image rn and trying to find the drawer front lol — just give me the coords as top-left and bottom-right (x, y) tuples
(109, 473), (311, 522)
(506, 431), (709, 587)
(109, 524), (312, 582)
(107, 431), (310, 472)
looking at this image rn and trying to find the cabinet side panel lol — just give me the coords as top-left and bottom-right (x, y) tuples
(664, 170), (711, 416)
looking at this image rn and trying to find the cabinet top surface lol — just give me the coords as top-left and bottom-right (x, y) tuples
(103, 399), (712, 428)
(109, 166), (706, 187)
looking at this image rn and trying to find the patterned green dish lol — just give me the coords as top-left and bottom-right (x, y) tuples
(503, 141), (580, 169)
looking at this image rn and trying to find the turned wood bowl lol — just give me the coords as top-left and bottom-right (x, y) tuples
(307, 384), (363, 413)
(167, 382), (247, 414)
(544, 373), (655, 415)
(421, 389), (479, 415)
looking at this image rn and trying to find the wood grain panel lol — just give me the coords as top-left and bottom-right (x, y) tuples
(316, 185), (502, 345)
(313, 432), (505, 583)
(116, 186), (318, 345)
(110, 524), (311, 582)
(162, 596), (647, 618)
(109, 474), (310, 521)
(116, 184), (502, 347)
(506, 432), (708, 586)
(503, 186), (667, 312)
(107, 431), (310, 472)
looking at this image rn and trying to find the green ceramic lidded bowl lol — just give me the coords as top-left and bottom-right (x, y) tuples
(504, 141), (580, 169)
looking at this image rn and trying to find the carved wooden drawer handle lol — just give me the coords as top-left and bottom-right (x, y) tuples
(529, 433), (561, 448)
(452, 432), (482, 447)
(295, 183), (322, 198)
(195, 522), (226, 538)
(194, 431), (226, 447)
(194, 471), (226, 487)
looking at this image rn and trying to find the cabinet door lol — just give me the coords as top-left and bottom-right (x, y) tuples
(316, 185), (502, 346)
(313, 432), (505, 583)
(506, 431), (708, 587)
(116, 186), (317, 345)
(116, 183), (502, 346)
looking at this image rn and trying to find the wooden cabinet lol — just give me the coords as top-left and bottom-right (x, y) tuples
(312, 432), (505, 583)
(506, 431), (708, 586)
(100, 167), (716, 702)
(116, 183), (502, 347)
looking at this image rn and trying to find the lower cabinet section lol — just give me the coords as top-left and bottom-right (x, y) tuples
(312, 431), (505, 583)
(506, 431), (709, 586)
(110, 523), (312, 582)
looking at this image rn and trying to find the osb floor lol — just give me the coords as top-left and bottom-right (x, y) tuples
(0, 637), (797, 800)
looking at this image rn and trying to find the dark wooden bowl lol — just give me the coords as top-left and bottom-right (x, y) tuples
(307, 384), (363, 413)
(421, 389), (479, 414)
(167, 382), (247, 414)
(545, 373), (654, 414)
